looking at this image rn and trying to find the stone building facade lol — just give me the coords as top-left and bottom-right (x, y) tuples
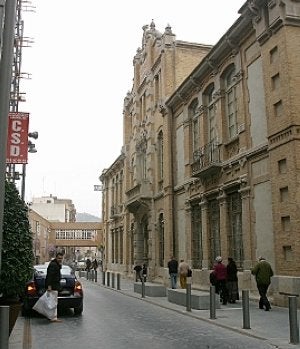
(100, 0), (300, 305)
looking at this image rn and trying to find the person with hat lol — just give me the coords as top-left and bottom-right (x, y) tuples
(251, 256), (273, 311)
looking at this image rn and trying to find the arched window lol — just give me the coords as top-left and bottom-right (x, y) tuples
(204, 83), (216, 143)
(157, 130), (164, 185)
(222, 65), (237, 139)
(188, 99), (200, 153)
(158, 213), (164, 267)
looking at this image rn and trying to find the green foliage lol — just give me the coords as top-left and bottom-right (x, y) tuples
(0, 181), (34, 299)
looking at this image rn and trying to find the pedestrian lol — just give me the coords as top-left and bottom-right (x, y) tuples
(178, 259), (190, 289)
(142, 263), (147, 282)
(226, 257), (239, 303)
(86, 258), (92, 272)
(251, 256), (273, 311)
(92, 258), (98, 271)
(134, 264), (143, 282)
(167, 256), (178, 289)
(45, 252), (64, 322)
(212, 256), (228, 305)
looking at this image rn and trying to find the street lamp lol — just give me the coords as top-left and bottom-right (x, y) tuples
(20, 131), (38, 200)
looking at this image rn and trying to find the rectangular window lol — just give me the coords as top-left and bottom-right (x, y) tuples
(154, 73), (160, 103)
(270, 46), (278, 64)
(193, 117), (200, 151)
(208, 105), (216, 142)
(283, 245), (292, 262)
(226, 87), (237, 138)
(274, 100), (283, 117)
(281, 216), (291, 231)
(280, 186), (288, 202)
(227, 191), (243, 268)
(271, 73), (280, 90)
(278, 158), (287, 174)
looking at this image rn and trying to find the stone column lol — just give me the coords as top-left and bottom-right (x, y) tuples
(184, 199), (192, 264)
(239, 185), (252, 270)
(217, 189), (228, 260)
(200, 196), (209, 269)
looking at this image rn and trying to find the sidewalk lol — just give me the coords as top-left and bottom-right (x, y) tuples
(90, 276), (299, 349)
(9, 276), (300, 349)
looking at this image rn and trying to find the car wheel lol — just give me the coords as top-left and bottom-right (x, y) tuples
(74, 304), (83, 315)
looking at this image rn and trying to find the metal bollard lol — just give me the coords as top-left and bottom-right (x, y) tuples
(0, 306), (9, 349)
(141, 278), (145, 298)
(117, 273), (121, 290)
(94, 270), (97, 283)
(186, 283), (192, 312)
(79, 270), (82, 277)
(210, 285), (216, 319)
(102, 271), (105, 285)
(289, 296), (299, 344)
(111, 273), (115, 288)
(242, 290), (251, 329)
(107, 272), (110, 287)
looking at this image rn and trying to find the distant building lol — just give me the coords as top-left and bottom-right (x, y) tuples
(30, 194), (76, 222)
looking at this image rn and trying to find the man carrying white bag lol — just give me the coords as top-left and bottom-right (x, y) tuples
(33, 252), (64, 322)
(32, 290), (58, 320)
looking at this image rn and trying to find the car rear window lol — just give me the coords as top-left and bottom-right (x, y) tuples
(34, 265), (73, 276)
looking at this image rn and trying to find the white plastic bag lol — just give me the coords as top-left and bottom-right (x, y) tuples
(32, 290), (58, 320)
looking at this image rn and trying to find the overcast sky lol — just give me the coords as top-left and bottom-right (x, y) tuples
(20, 0), (245, 218)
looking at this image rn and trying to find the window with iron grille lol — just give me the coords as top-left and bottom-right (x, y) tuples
(157, 130), (164, 182)
(119, 227), (124, 264)
(208, 199), (221, 267)
(115, 228), (119, 263)
(130, 223), (134, 265)
(227, 191), (243, 268)
(158, 213), (164, 267)
(111, 229), (115, 263)
(191, 203), (202, 269)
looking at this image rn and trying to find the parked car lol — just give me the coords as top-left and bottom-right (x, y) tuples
(22, 264), (83, 316)
(75, 259), (86, 271)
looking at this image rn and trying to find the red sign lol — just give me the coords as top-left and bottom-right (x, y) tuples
(6, 112), (29, 164)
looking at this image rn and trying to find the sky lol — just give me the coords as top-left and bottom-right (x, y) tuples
(19, 0), (245, 218)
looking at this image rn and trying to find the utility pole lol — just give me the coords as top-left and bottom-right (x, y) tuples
(0, 0), (17, 273)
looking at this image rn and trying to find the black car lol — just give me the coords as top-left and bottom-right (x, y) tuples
(22, 264), (83, 316)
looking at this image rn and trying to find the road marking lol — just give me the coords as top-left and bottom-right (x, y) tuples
(23, 317), (32, 349)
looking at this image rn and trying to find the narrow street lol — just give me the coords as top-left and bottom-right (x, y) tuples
(24, 281), (276, 349)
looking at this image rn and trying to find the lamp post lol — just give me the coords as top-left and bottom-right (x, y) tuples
(0, 0), (18, 275)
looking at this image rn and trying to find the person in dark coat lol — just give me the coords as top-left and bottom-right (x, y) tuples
(134, 264), (143, 282)
(45, 252), (64, 322)
(226, 257), (239, 303)
(167, 256), (178, 289)
(92, 258), (98, 271)
(86, 258), (92, 272)
(251, 256), (274, 311)
(142, 263), (147, 282)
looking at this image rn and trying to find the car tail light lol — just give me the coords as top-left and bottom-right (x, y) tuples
(26, 281), (37, 296)
(74, 281), (83, 295)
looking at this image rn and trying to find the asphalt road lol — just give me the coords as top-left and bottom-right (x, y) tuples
(27, 281), (276, 349)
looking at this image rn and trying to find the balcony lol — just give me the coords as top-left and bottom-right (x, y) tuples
(110, 204), (123, 219)
(125, 180), (152, 213)
(191, 141), (222, 179)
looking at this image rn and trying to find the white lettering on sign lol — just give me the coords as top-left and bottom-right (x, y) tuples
(10, 145), (20, 156)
